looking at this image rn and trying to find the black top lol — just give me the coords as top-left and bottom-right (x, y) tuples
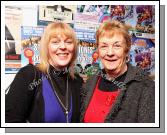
(98, 70), (127, 92)
(5, 64), (83, 123)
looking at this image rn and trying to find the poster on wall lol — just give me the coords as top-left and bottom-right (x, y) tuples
(21, 26), (44, 67)
(129, 35), (155, 79)
(74, 25), (98, 41)
(37, 5), (76, 26)
(76, 5), (111, 23)
(110, 5), (134, 25)
(74, 28), (102, 77)
(134, 5), (155, 34)
(5, 6), (22, 74)
(75, 39), (101, 77)
(97, 5), (112, 23)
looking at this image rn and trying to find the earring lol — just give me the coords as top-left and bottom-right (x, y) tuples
(126, 55), (130, 63)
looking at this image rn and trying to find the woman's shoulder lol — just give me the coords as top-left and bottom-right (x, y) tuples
(127, 64), (154, 83)
(136, 68), (154, 85)
(132, 67), (155, 90)
(16, 64), (41, 82)
(19, 64), (36, 71)
(142, 75), (155, 88)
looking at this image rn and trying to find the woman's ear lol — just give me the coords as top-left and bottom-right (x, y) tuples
(126, 55), (130, 63)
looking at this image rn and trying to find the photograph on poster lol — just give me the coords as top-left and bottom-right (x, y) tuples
(1, 1), (159, 128)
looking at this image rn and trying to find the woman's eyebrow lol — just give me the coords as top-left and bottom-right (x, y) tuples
(114, 41), (121, 44)
(99, 42), (108, 45)
(65, 38), (72, 40)
(50, 37), (59, 41)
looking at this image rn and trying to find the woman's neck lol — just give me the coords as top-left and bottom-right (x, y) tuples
(105, 64), (127, 80)
(48, 59), (68, 71)
(49, 63), (67, 72)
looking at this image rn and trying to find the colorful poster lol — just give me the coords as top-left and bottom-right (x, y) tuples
(76, 5), (111, 23)
(134, 5), (155, 34)
(74, 21), (99, 33)
(74, 12), (99, 23)
(97, 5), (112, 23)
(75, 29), (96, 41)
(129, 36), (155, 78)
(21, 26), (44, 67)
(110, 5), (134, 23)
(75, 39), (101, 76)
(5, 6), (23, 73)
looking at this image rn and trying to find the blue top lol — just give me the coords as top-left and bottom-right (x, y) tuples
(42, 75), (72, 123)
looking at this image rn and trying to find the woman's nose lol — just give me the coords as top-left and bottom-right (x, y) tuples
(59, 42), (66, 49)
(107, 46), (114, 56)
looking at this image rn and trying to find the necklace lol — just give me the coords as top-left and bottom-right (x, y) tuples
(48, 71), (69, 123)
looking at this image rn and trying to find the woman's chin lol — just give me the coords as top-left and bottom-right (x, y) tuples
(54, 62), (70, 69)
(105, 66), (119, 74)
(104, 64), (118, 71)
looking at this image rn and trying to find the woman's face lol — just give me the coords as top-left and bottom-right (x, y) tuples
(48, 34), (75, 69)
(98, 33), (127, 75)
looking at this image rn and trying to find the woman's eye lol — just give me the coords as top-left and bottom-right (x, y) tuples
(113, 43), (121, 48)
(52, 41), (59, 44)
(115, 44), (121, 47)
(66, 41), (72, 44)
(53, 41), (59, 43)
(100, 46), (107, 50)
(65, 40), (73, 44)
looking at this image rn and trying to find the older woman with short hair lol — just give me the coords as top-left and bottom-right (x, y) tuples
(80, 20), (155, 123)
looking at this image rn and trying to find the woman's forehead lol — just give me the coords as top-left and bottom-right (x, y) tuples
(50, 33), (72, 39)
(99, 33), (125, 42)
